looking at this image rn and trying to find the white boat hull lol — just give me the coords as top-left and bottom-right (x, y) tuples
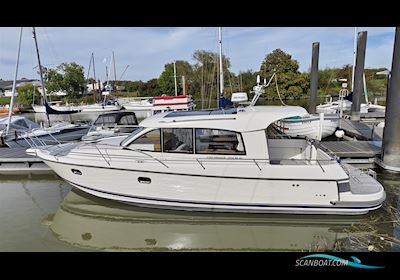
(78, 104), (122, 113)
(37, 155), (384, 215)
(275, 115), (339, 140)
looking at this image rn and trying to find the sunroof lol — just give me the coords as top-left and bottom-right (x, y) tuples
(164, 108), (237, 118)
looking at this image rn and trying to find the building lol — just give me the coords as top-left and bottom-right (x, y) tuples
(0, 78), (41, 97)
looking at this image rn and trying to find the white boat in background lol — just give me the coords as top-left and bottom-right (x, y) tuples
(274, 113), (340, 140)
(1, 115), (90, 148)
(316, 99), (385, 115)
(249, 74), (339, 140)
(28, 105), (385, 215)
(81, 111), (139, 141)
(121, 99), (153, 119)
(32, 103), (79, 113)
(152, 95), (195, 114)
(78, 103), (122, 113)
(122, 95), (195, 119)
(316, 99), (353, 114)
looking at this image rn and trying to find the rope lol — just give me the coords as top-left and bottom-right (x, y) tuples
(274, 74), (287, 106)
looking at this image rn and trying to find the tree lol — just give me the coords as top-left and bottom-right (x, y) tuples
(259, 49), (309, 99)
(41, 62), (85, 97)
(158, 60), (194, 95)
(42, 67), (63, 93)
(16, 84), (40, 106)
(59, 63), (85, 96)
(139, 78), (162, 97)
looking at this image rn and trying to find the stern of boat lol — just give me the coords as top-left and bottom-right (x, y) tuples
(334, 164), (386, 211)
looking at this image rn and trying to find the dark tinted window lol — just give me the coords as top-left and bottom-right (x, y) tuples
(119, 114), (137, 125)
(195, 129), (245, 155)
(163, 128), (193, 153)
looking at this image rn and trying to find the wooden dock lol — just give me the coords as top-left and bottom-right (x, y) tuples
(0, 147), (51, 173)
(320, 141), (381, 158)
(339, 119), (383, 141)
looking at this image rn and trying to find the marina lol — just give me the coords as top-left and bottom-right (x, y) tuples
(0, 26), (400, 253)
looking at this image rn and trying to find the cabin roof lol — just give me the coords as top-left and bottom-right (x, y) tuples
(139, 106), (308, 132)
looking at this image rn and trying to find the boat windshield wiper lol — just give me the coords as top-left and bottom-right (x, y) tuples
(122, 146), (169, 168)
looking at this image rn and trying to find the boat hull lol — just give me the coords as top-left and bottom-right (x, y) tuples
(41, 159), (384, 215)
(275, 115), (339, 140)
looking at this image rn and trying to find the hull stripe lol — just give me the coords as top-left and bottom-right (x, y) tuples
(65, 179), (381, 211)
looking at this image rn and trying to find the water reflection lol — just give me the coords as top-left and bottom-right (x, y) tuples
(49, 187), (387, 252)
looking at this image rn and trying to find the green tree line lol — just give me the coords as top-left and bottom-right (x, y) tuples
(11, 49), (388, 107)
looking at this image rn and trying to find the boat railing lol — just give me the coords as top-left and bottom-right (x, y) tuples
(61, 142), (338, 172)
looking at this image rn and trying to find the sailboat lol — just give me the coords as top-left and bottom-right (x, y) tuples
(1, 28), (90, 148)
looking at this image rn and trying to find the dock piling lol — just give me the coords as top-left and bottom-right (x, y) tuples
(308, 42), (319, 114)
(378, 27), (400, 172)
(351, 31), (368, 121)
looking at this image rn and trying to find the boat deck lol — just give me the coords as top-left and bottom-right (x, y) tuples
(339, 119), (383, 141)
(320, 141), (381, 159)
(341, 163), (382, 194)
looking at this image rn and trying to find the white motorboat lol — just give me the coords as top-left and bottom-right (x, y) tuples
(316, 99), (353, 114)
(316, 100), (385, 115)
(122, 95), (195, 119)
(82, 111), (139, 141)
(151, 95), (195, 114)
(27, 105), (385, 215)
(121, 99), (154, 119)
(274, 113), (340, 140)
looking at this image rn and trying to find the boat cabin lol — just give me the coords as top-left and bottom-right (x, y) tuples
(119, 106), (333, 165)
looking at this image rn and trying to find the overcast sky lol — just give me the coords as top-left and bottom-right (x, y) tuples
(0, 27), (396, 82)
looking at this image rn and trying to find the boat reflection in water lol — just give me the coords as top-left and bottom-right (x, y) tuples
(49, 188), (377, 251)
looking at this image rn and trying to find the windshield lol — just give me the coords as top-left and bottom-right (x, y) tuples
(120, 126), (145, 146)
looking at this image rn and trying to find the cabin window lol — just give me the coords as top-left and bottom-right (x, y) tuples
(14, 119), (29, 129)
(162, 128), (193, 153)
(119, 115), (137, 125)
(195, 129), (245, 155)
(127, 128), (161, 152)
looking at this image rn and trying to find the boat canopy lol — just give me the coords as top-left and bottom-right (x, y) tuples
(139, 106), (308, 133)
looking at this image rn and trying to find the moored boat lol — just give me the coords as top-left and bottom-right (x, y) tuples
(27, 105), (385, 215)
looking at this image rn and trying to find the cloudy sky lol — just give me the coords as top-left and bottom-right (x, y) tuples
(0, 27), (396, 82)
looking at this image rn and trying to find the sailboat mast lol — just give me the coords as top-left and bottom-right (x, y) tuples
(112, 51), (117, 92)
(351, 27), (358, 92)
(173, 60), (178, 96)
(32, 27), (47, 104)
(6, 27), (23, 136)
(218, 27), (224, 101)
(32, 27), (51, 125)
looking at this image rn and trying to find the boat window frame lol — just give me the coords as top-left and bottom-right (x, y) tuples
(125, 128), (161, 152)
(120, 126), (147, 146)
(161, 128), (194, 154)
(121, 126), (246, 156)
(194, 128), (246, 156)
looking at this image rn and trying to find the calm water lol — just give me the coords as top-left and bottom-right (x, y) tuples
(1, 98), (398, 251)
(0, 168), (399, 252)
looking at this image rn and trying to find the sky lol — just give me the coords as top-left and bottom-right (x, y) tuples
(0, 27), (396, 82)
